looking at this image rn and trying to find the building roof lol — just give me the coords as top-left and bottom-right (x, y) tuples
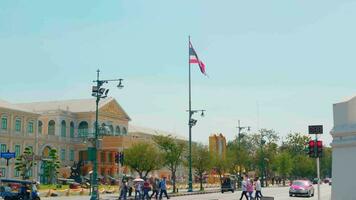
(0, 99), (35, 114)
(16, 97), (114, 113)
(128, 124), (187, 140)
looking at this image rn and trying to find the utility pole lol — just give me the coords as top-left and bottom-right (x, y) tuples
(90, 70), (124, 200)
(308, 125), (323, 200)
(236, 120), (250, 188)
(315, 134), (321, 200)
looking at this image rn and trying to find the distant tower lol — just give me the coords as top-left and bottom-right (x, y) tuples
(209, 133), (227, 159)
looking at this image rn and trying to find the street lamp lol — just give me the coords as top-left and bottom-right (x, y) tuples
(187, 109), (205, 192)
(260, 133), (266, 188)
(90, 69), (124, 200)
(236, 120), (250, 188)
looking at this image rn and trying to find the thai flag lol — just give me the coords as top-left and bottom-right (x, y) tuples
(189, 42), (206, 75)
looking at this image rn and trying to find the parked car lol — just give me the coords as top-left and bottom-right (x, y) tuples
(221, 177), (236, 193)
(329, 178), (332, 186)
(289, 180), (314, 197)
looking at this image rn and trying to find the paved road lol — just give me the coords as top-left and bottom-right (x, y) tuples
(39, 184), (331, 200)
(170, 184), (331, 200)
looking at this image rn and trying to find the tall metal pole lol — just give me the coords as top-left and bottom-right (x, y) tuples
(316, 134), (320, 200)
(260, 136), (265, 187)
(237, 120), (241, 188)
(188, 36), (193, 193)
(91, 69), (100, 200)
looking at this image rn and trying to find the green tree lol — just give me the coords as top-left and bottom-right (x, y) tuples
(210, 154), (232, 185)
(153, 135), (186, 193)
(281, 133), (310, 156)
(191, 144), (211, 191)
(43, 148), (61, 184)
(320, 147), (332, 178)
(14, 147), (35, 180)
(275, 151), (293, 185)
(124, 142), (162, 179)
(291, 155), (315, 179)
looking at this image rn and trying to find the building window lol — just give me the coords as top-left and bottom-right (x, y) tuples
(108, 153), (112, 162)
(1, 116), (7, 130)
(61, 149), (66, 161)
(122, 127), (127, 135)
(61, 120), (66, 138)
(0, 144), (7, 153)
(27, 121), (34, 134)
(14, 144), (21, 176)
(14, 169), (20, 177)
(70, 122), (75, 138)
(15, 118), (21, 132)
(70, 150), (74, 161)
(38, 121), (43, 134)
(115, 126), (121, 135)
(27, 169), (32, 178)
(78, 121), (88, 137)
(48, 120), (55, 135)
(14, 145), (21, 157)
(0, 168), (5, 177)
(100, 152), (105, 163)
(109, 125), (114, 135)
(0, 144), (6, 165)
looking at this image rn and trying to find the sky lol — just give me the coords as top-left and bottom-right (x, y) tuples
(1, 0), (356, 145)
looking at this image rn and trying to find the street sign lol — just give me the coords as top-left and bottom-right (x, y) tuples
(309, 125), (323, 134)
(0, 152), (16, 159)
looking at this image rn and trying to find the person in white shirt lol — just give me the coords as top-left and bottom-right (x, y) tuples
(255, 177), (263, 200)
(239, 176), (249, 200)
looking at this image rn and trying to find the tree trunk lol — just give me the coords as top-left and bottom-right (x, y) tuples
(172, 171), (176, 193)
(199, 174), (204, 191)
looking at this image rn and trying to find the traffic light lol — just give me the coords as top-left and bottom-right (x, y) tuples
(308, 140), (316, 158)
(317, 140), (323, 158)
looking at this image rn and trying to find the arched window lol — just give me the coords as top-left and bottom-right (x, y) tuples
(70, 122), (75, 138)
(109, 125), (114, 135)
(1, 115), (8, 130)
(38, 121), (43, 134)
(27, 121), (34, 134)
(15, 117), (22, 132)
(78, 121), (88, 137)
(61, 120), (66, 137)
(122, 127), (127, 135)
(115, 126), (121, 135)
(48, 120), (55, 135)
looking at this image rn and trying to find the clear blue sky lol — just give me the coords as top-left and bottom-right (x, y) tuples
(2, 0), (356, 145)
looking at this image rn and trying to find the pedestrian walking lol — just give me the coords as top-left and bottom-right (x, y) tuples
(134, 181), (143, 200)
(142, 179), (151, 200)
(239, 176), (249, 200)
(159, 177), (170, 199)
(128, 179), (134, 197)
(150, 178), (160, 199)
(247, 179), (254, 200)
(254, 177), (263, 200)
(119, 181), (128, 200)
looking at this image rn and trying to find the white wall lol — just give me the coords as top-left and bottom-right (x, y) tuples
(332, 145), (356, 200)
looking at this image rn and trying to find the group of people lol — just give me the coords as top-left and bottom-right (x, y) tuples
(119, 176), (170, 200)
(239, 176), (263, 200)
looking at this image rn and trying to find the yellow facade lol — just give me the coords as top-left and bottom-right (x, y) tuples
(209, 133), (227, 159)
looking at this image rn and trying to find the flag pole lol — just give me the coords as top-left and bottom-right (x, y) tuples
(188, 35), (193, 192)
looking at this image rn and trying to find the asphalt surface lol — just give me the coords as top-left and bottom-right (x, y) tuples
(38, 184), (331, 200)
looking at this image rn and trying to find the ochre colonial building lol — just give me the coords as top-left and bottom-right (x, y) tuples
(0, 97), (187, 183)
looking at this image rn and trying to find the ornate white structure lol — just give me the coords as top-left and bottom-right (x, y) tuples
(331, 96), (356, 200)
